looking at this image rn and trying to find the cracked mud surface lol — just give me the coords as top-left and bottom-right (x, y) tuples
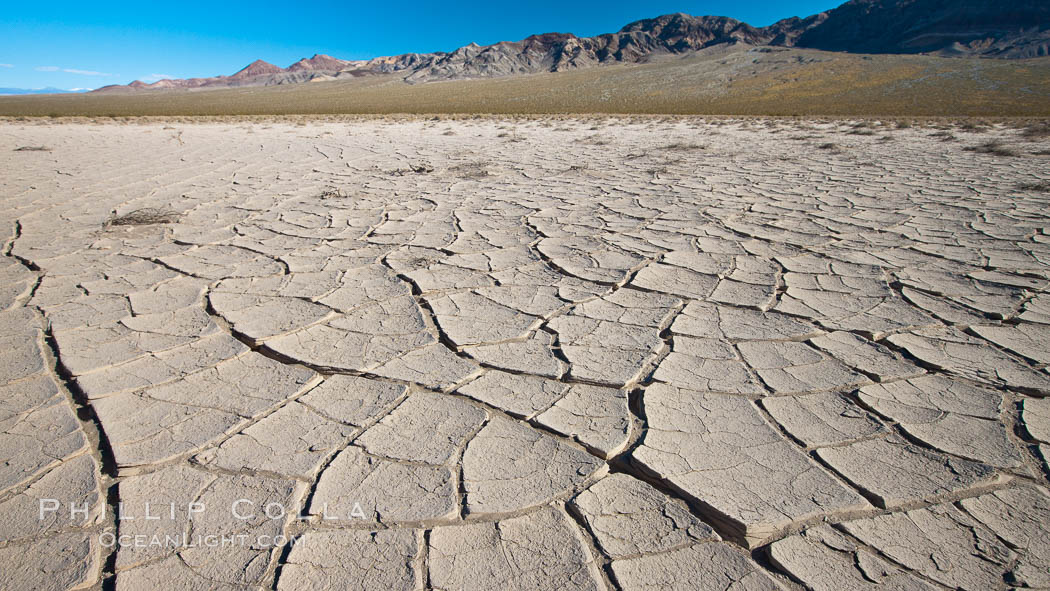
(1, 116), (1049, 590)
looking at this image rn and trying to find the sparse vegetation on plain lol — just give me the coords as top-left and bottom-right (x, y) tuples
(2, 48), (1048, 117)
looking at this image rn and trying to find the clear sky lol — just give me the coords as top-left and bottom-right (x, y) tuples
(0, 0), (844, 90)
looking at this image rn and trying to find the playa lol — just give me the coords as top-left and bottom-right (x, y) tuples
(1, 116), (1049, 589)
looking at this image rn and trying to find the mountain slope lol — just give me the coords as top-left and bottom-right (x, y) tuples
(792, 0), (1050, 57)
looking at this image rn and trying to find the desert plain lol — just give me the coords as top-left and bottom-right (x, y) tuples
(1, 116), (1050, 590)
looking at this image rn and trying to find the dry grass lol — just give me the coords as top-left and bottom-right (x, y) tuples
(659, 142), (705, 151)
(847, 123), (877, 136)
(964, 140), (1020, 157)
(319, 188), (348, 199)
(577, 134), (611, 146)
(389, 163), (434, 175)
(1022, 122), (1050, 139)
(105, 208), (180, 227)
(448, 161), (496, 179)
(958, 121), (989, 132)
(1018, 181), (1050, 192)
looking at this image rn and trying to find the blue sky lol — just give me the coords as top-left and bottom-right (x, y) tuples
(1, 0), (843, 90)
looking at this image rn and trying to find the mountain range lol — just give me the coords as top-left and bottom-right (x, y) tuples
(95, 0), (1050, 93)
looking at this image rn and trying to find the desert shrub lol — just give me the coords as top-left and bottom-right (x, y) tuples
(964, 140), (1018, 157)
(577, 134), (610, 146)
(105, 208), (180, 227)
(1018, 181), (1050, 192)
(448, 162), (496, 179)
(1021, 122), (1050, 139)
(319, 188), (348, 199)
(659, 142), (704, 151)
(389, 163), (433, 175)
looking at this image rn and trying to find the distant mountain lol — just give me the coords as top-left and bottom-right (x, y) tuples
(231, 59), (285, 79)
(93, 0), (1050, 92)
(0, 87), (87, 96)
(287, 54), (355, 71)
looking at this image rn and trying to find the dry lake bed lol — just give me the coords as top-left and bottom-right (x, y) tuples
(1, 116), (1049, 590)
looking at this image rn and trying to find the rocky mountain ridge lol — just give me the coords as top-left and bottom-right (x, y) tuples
(96, 0), (1049, 92)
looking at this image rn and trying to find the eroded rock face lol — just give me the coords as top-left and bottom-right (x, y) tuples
(4, 119), (1050, 590)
